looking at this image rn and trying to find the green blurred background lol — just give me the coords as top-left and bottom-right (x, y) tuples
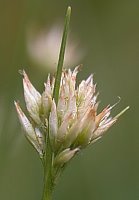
(0, 0), (138, 199)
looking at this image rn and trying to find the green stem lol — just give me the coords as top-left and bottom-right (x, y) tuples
(42, 136), (53, 200)
(53, 6), (71, 105)
(42, 6), (72, 200)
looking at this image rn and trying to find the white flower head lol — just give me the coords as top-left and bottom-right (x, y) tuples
(15, 67), (129, 163)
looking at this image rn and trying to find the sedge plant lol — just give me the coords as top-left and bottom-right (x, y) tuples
(15, 6), (129, 200)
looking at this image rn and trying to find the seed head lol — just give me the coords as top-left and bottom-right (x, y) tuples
(15, 67), (129, 162)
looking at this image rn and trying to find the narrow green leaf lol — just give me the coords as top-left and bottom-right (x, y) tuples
(53, 6), (71, 105)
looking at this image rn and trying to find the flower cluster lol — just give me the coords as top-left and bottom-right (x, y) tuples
(15, 67), (123, 165)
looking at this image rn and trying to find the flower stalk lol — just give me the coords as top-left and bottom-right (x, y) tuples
(42, 137), (53, 200)
(42, 6), (71, 200)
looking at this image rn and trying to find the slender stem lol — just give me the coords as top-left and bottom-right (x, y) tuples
(42, 135), (53, 200)
(53, 6), (71, 105)
(42, 6), (72, 200)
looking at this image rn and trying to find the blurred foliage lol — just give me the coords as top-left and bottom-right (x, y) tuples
(0, 0), (138, 200)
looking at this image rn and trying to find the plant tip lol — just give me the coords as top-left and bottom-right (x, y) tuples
(67, 6), (71, 15)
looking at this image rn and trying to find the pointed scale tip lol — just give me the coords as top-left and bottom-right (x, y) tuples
(14, 101), (23, 116)
(18, 69), (25, 76)
(14, 100), (18, 108)
(114, 106), (130, 120)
